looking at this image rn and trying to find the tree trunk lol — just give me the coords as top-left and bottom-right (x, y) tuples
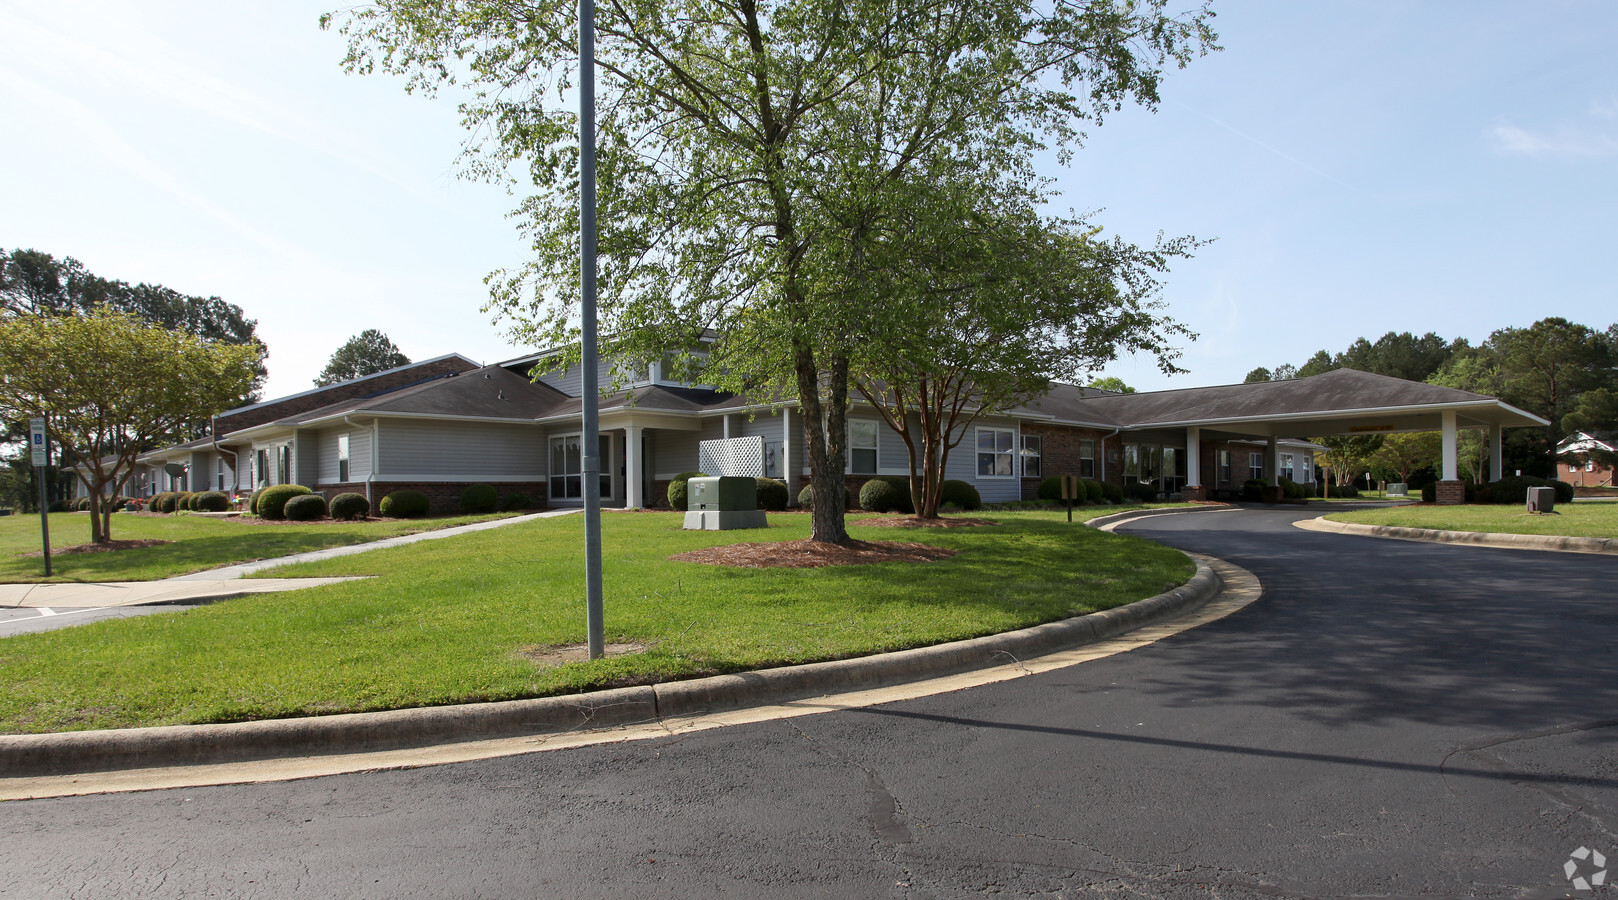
(794, 341), (849, 544)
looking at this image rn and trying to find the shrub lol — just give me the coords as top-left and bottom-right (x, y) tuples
(248, 488), (267, 516)
(667, 471), (708, 510)
(379, 489), (430, 518)
(460, 482), (499, 514)
(193, 491), (230, 512)
(1328, 482), (1359, 498)
(797, 484), (852, 510)
(153, 492), (178, 513)
(938, 479), (982, 511)
(1421, 481), (1436, 503)
(1123, 480), (1158, 503)
(73, 497), (91, 511)
(329, 492), (370, 520)
(500, 492), (532, 512)
(1082, 479), (1103, 503)
(1481, 475), (1574, 505)
(1036, 476), (1064, 502)
(172, 491), (194, 512)
(256, 484), (312, 520)
(1099, 481), (1124, 504)
(283, 493), (327, 521)
(47, 500), (67, 512)
(754, 478), (789, 511)
(1278, 477), (1308, 500)
(858, 476), (914, 513)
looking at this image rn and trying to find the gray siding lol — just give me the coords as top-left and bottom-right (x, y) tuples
(315, 427), (374, 485)
(532, 357), (644, 397)
(378, 419), (544, 480)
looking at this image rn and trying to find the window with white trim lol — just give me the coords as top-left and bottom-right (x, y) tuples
(1079, 439), (1096, 479)
(338, 434), (351, 483)
(1020, 435), (1042, 478)
(255, 449), (269, 487)
(849, 420), (878, 475)
(1248, 452), (1265, 481)
(549, 434), (613, 500)
(977, 427), (1016, 477)
(217, 458), (226, 491)
(1219, 450), (1232, 484)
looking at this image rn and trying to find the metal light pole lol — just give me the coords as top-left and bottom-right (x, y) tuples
(579, 0), (605, 660)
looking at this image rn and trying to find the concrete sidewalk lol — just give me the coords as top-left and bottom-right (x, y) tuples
(2, 508), (580, 609)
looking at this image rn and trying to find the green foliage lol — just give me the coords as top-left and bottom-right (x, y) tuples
(379, 490), (429, 519)
(500, 492), (532, 512)
(1278, 478), (1308, 500)
(248, 488), (267, 517)
(666, 472), (707, 511)
(192, 491), (230, 513)
(1085, 377), (1135, 394)
(754, 478), (789, 511)
(797, 484), (851, 510)
(938, 480), (981, 511)
(1036, 476), (1065, 502)
(1082, 479), (1103, 503)
(1328, 483), (1360, 499)
(1124, 480), (1158, 503)
(329, 493), (370, 521)
(256, 484), (312, 520)
(172, 491), (194, 512)
(283, 494), (328, 521)
(858, 477), (914, 514)
(150, 492), (174, 514)
(460, 483), (499, 514)
(313, 329), (410, 387)
(1099, 481), (1124, 504)
(73, 496), (91, 511)
(1480, 476), (1574, 505)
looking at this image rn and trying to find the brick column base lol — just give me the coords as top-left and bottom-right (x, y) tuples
(1435, 480), (1465, 505)
(1260, 485), (1284, 504)
(1180, 484), (1208, 501)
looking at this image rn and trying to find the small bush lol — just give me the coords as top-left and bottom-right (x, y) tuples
(193, 491), (230, 512)
(256, 484), (312, 520)
(329, 492), (370, 520)
(939, 479), (982, 511)
(1036, 476), (1064, 502)
(248, 488), (266, 516)
(172, 491), (194, 512)
(1082, 479), (1103, 503)
(797, 484), (852, 510)
(858, 476), (914, 513)
(1421, 481), (1436, 503)
(73, 497), (91, 511)
(48, 500), (67, 512)
(153, 492), (178, 514)
(284, 494), (328, 521)
(1480, 475), (1573, 505)
(1124, 480), (1159, 503)
(754, 478), (789, 511)
(1328, 482), (1360, 499)
(667, 471), (708, 510)
(1278, 477), (1308, 500)
(460, 483), (498, 514)
(379, 489), (430, 518)
(1099, 481), (1124, 504)
(500, 492), (532, 512)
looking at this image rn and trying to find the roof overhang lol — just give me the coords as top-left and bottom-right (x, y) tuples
(1133, 398), (1547, 438)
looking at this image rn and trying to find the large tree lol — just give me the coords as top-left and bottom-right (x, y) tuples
(315, 329), (412, 386)
(329, 0), (1217, 543)
(0, 311), (260, 543)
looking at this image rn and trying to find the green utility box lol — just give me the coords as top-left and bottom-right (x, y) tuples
(684, 476), (768, 531)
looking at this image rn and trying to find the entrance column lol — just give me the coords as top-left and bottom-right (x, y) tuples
(1267, 435), (1280, 486)
(1183, 427), (1206, 501)
(1437, 410), (1464, 505)
(624, 425), (644, 508)
(1489, 423), (1504, 482)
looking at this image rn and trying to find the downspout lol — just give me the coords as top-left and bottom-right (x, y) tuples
(210, 415), (240, 497)
(344, 415), (378, 506)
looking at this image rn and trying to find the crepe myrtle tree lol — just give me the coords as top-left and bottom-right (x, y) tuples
(0, 311), (260, 543)
(327, 0), (1217, 543)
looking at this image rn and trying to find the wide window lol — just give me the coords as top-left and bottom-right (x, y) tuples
(1079, 439), (1096, 479)
(849, 420), (878, 474)
(550, 434), (612, 500)
(1248, 452), (1265, 481)
(1021, 435), (1042, 478)
(977, 427), (1016, 477)
(338, 434), (351, 483)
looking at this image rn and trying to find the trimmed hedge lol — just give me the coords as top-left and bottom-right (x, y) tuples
(256, 484), (311, 520)
(938, 479), (982, 511)
(1100, 481), (1124, 504)
(329, 492), (370, 521)
(754, 478), (789, 511)
(1124, 480), (1158, 503)
(192, 491), (230, 512)
(500, 492), (532, 512)
(153, 492), (179, 514)
(667, 471), (708, 511)
(172, 491), (194, 512)
(1082, 479), (1103, 503)
(797, 484), (852, 510)
(283, 494), (328, 521)
(1035, 476), (1065, 502)
(379, 489), (430, 519)
(460, 483), (498, 514)
(73, 497), (91, 511)
(1480, 475), (1574, 505)
(1328, 482), (1360, 499)
(858, 476), (914, 513)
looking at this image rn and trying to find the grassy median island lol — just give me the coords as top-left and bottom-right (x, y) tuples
(0, 508), (1193, 734)
(0, 511), (520, 583)
(1325, 501), (1618, 540)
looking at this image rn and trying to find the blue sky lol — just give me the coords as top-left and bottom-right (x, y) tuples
(2, 1), (1614, 400)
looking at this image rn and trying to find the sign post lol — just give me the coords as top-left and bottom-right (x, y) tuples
(29, 417), (51, 577)
(1060, 475), (1079, 523)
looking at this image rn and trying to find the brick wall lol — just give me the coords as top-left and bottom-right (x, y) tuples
(215, 357), (479, 435)
(1017, 423), (1116, 499)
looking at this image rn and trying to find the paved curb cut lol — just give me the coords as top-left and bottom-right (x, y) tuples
(1298, 516), (1618, 555)
(0, 560), (1220, 779)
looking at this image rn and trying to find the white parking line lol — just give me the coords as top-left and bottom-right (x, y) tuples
(35, 608), (56, 617)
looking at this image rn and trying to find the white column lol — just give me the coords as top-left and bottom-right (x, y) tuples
(1267, 435), (1280, 486)
(1441, 410), (1458, 481)
(783, 407), (797, 505)
(624, 425), (643, 508)
(722, 414), (732, 440)
(1489, 423), (1503, 482)
(1185, 426), (1201, 487)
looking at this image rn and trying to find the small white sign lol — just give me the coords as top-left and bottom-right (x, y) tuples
(28, 417), (47, 467)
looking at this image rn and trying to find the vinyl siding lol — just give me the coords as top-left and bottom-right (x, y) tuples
(532, 357), (645, 397)
(377, 419), (545, 480)
(315, 427), (373, 485)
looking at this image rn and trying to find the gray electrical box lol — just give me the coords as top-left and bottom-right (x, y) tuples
(1526, 485), (1556, 514)
(684, 476), (767, 531)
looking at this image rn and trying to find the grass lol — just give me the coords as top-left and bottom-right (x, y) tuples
(1325, 501), (1618, 539)
(0, 511), (521, 583)
(0, 507), (1193, 734)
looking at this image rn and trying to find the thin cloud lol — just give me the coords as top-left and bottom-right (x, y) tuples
(1490, 102), (1618, 160)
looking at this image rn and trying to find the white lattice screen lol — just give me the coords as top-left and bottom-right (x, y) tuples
(699, 435), (765, 477)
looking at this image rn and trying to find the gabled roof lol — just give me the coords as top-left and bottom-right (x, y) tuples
(216, 353), (481, 418)
(271, 365), (571, 427)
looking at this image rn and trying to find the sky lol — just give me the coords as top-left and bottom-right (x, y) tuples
(2, 1), (1615, 400)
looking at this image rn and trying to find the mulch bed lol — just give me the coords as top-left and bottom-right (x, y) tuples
(853, 515), (997, 528)
(672, 538), (957, 569)
(18, 539), (172, 557)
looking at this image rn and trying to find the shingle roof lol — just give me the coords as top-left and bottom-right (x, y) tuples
(270, 366), (571, 427)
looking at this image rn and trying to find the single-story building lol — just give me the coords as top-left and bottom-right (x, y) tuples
(1557, 431), (1616, 489)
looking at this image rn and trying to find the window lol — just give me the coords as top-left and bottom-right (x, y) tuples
(1123, 444), (1140, 479)
(1219, 450), (1232, 484)
(1021, 435), (1042, 478)
(1079, 440), (1096, 479)
(217, 458), (226, 491)
(550, 434), (612, 500)
(1141, 445), (1160, 482)
(276, 445), (290, 485)
(1280, 452), (1294, 482)
(850, 420), (878, 474)
(977, 427), (1016, 477)
(1162, 447), (1177, 485)
(338, 434), (351, 483)
(255, 449), (269, 487)
(1248, 452), (1265, 481)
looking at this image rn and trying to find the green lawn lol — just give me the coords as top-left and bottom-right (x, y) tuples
(1325, 501), (1618, 539)
(0, 511), (520, 583)
(0, 509), (1193, 734)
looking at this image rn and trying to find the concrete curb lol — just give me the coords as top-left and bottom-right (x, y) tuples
(1297, 516), (1618, 555)
(0, 560), (1220, 779)
(1084, 504), (1232, 531)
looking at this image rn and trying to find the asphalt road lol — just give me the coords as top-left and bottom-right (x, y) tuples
(2, 507), (1615, 898)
